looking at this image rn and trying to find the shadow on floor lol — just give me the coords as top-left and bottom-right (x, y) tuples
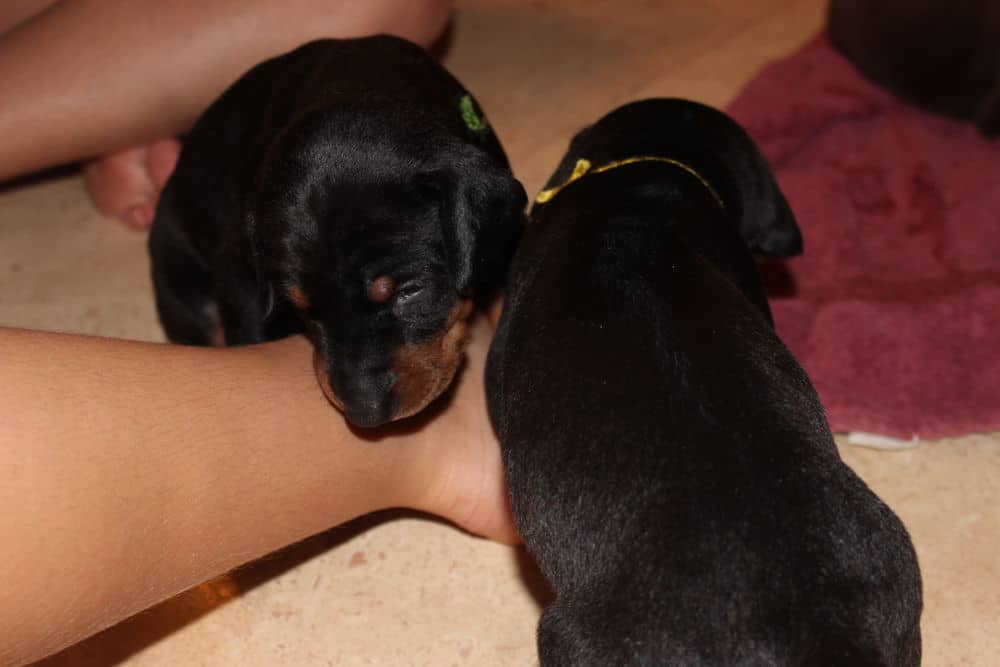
(33, 510), (413, 667)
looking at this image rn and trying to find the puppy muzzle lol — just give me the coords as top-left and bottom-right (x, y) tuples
(314, 355), (397, 428)
(313, 300), (474, 428)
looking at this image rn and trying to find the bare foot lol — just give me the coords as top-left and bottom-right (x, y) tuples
(82, 138), (180, 229)
(406, 316), (520, 544)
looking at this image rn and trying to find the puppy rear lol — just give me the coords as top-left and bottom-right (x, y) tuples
(487, 99), (921, 665)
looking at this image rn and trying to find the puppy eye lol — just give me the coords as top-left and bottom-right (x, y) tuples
(394, 282), (425, 303)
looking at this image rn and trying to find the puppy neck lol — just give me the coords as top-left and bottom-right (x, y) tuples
(533, 156), (725, 211)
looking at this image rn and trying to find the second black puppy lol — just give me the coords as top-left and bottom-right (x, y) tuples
(150, 36), (526, 428)
(487, 99), (922, 665)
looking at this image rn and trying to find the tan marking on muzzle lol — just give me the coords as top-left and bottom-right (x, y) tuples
(202, 301), (226, 347)
(313, 351), (345, 411)
(391, 299), (474, 420)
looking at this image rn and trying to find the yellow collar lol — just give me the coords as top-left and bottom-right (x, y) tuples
(533, 156), (725, 210)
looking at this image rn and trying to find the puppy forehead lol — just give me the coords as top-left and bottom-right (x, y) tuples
(278, 189), (439, 266)
(340, 215), (446, 276)
(312, 184), (438, 243)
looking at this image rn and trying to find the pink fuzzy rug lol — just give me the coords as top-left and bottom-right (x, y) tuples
(727, 34), (1000, 440)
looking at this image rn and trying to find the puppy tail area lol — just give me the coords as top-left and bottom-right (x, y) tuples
(536, 601), (923, 666)
(536, 603), (730, 667)
(536, 605), (602, 667)
(794, 625), (921, 667)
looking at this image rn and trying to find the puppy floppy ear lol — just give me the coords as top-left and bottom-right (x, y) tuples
(245, 208), (277, 321)
(751, 187), (803, 258)
(259, 281), (276, 321)
(736, 142), (804, 258)
(433, 149), (528, 296)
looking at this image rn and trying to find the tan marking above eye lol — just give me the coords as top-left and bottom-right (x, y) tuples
(368, 275), (396, 303)
(288, 285), (310, 309)
(313, 350), (344, 411)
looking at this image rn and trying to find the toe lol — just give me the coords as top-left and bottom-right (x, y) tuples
(82, 147), (154, 221)
(146, 138), (181, 191)
(123, 202), (155, 230)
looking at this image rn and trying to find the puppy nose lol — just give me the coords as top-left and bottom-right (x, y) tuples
(335, 371), (397, 429)
(344, 401), (394, 429)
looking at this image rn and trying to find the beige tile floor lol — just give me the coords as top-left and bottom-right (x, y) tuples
(1, 0), (997, 664)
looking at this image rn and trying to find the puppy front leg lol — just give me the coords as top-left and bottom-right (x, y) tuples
(148, 219), (222, 347)
(213, 273), (268, 347)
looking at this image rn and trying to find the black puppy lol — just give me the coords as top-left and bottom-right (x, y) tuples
(828, 0), (1000, 136)
(487, 99), (922, 665)
(149, 36), (526, 428)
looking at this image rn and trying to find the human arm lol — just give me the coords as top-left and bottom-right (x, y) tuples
(0, 320), (511, 666)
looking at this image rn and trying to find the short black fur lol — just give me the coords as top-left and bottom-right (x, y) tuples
(149, 36), (526, 427)
(486, 99), (922, 665)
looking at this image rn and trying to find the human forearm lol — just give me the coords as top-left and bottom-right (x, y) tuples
(0, 331), (405, 665)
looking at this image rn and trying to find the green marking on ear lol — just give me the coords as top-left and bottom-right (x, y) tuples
(459, 95), (489, 134)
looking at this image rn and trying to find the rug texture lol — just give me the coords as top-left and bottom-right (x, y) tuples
(727, 34), (1000, 439)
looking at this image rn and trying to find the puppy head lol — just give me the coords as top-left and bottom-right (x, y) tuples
(255, 125), (525, 428)
(536, 98), (803, 257)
